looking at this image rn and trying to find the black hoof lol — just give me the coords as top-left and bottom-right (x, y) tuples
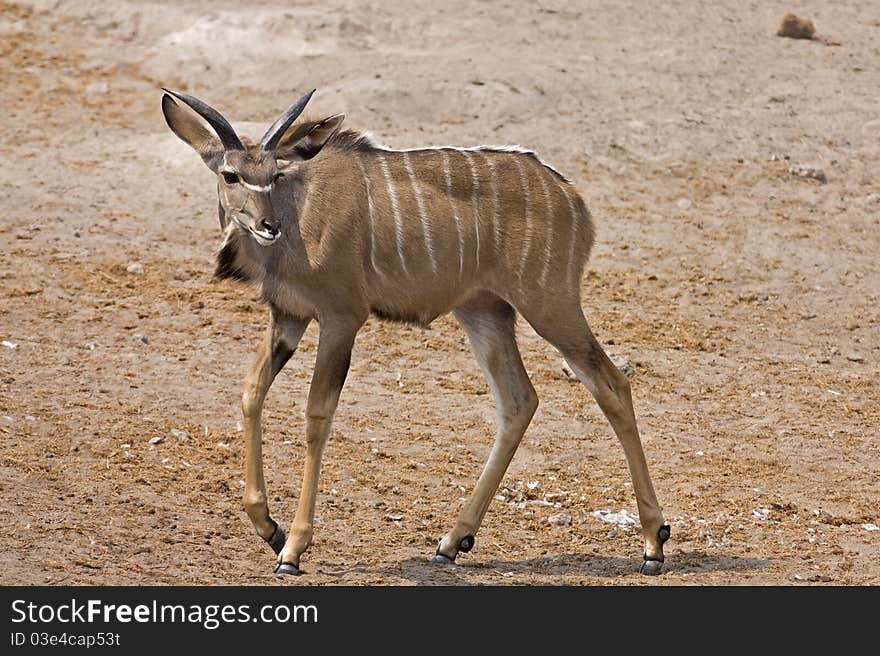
(273, 561), (301, 576)
(431, 553), (456, 565)
(265, 522), (286, 556)
(639, 559), (664, 576)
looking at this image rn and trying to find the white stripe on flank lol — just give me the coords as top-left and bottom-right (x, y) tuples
(482, 153), (502, 259)
(463, 151), (480, 272)
(562, 185), (580, 291)
(378, 154), (409, 278)
(514, 157), (533, 280)
(442, 151), (466, 280)
(356, 159), (383, 278)
(403, 152), (437, 274)
(368, 142), (568, 182)
(538, 171), (555, 287)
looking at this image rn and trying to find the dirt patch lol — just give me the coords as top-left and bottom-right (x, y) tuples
(1, 0), (878, 585)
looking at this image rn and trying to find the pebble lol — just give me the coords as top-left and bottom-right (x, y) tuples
(862, 523), (878, 532)
(676, 198), (693, 210)
(2, 340), (18, 349)
(592, 508), (638, 526)
(752, 507), (770, 520)
(126, 262), (145, 275)
(788, 164), (827, 183)
(170, 428), (189, 441)
(86, 81), (110, 95)
(149, 436), (163, 445)
(846, 354), (864, 363)
(133, 334), (148, 344)
(547, 512), (572, 526)
(385, 513), (403, 522)
(867, 193), (880, 204)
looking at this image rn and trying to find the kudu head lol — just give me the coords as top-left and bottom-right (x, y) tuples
(161, 88), (345, 245)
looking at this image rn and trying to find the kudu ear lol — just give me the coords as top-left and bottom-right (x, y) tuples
(274, 114), (345, 161)
(161, 94), (225, 171)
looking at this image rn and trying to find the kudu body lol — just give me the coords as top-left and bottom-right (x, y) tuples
(161, 88), (670, 576)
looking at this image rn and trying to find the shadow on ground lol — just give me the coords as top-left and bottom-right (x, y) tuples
(315, 551), (771, 584)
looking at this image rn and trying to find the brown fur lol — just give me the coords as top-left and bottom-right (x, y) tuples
(218, 127), (595, 329)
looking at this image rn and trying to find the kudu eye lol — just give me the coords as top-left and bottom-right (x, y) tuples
(222, 171), (239, 185)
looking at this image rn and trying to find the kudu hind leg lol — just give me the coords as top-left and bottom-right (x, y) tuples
(434, 297), (538, 563)
(524, 307), (669, 573)
(241, 311), (310, 554)
(275, 321), (358, 575)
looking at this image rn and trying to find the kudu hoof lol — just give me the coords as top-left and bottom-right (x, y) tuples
(431, 535), (475, 565)
(639, 523), (671, 576)
(639, 559), (664, 576)
(431, 553), (456, 565)
(273, 561), (301, 576)
(265, 522), (286, 556)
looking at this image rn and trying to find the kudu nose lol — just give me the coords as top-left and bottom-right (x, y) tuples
(260, 218), (280, 237)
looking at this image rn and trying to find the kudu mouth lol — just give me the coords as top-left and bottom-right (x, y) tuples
(230, 213), (280, 246)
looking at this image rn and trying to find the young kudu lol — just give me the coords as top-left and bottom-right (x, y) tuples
(161, 88), (670, 576)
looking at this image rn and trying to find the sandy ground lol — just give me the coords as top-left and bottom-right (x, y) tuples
(0, 0), (878, 586)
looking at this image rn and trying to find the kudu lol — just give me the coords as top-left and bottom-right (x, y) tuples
(161, 88), (670, 576)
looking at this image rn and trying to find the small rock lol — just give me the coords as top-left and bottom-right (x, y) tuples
(846, 354), (864, 363)
(149, 436), (163, 445)
(610, 354), (636, 378)
(385, 513), (403, 522)
(592, 508), (638, 527)
(788, 164), (827, 183)
(862, 523), (878, 532)
(752, 507), (771, 521)
(169, 428), (189, 441)
(776, 13), (816, 40)
(86, 81), (110, 95)
(86, 342), (97, 350)
(547, 512), (572, 526)
(133, 334), (148, 344)
(578, 509), (587, 524)
(607, 527), (618, 538)
(676, 198), (692, 210)
(867, 193), (880, 204)
(217, 441), (231, 449)
(2, 340), (18, 349)
(126, 262), (145, 275)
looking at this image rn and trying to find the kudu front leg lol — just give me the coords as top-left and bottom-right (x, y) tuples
(241, 310), (310, 555)
(275, 321), (358, 576)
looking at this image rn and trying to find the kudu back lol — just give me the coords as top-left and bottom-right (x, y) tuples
(161, 88), (670, 576)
